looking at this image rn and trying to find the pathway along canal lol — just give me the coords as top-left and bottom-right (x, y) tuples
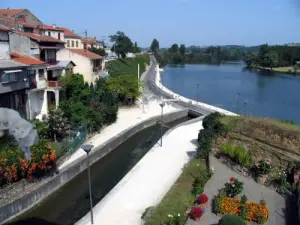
(9, 115), (194, 225)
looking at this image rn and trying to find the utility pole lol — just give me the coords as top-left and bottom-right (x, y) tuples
(84, 29), (88, 53)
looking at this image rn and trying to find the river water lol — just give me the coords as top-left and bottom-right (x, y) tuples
(162, 64), (300, 124)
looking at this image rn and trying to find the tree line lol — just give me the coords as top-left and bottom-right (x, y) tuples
(150, 39), (243, 66)
(243, 44), (300, 72)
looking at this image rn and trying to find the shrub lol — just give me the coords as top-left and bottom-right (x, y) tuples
(257, 160), (271, 175)
(197, 194), (209, 204)
(212, 196), (221, 214)
(239, 204), (248, 220)
(220, 143), (251, 167)
(241, 194), (248, 204)
(224, 177), (244, 197)
(202, 112), (221, 129)
(220, 143), (235, 158)
(190, 207), (203, 220)
(218, 215), (246, 225)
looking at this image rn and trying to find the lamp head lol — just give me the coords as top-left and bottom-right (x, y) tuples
(82, 144), (94, 154)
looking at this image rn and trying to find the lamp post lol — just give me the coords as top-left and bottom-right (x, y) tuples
(159, 101), (165, 147)
(244, 101), (248, 116)
(81, 144), (94, 225)
(237, 92), (241, 114)
(196, 84), (199, 105)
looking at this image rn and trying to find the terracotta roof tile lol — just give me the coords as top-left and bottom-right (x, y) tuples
(0, 24), (11, 31)
(81, 37), (97, 45)
(41, 24), (64, 31)
(14, 30), (65, 43)
(61, 27), (81, 39)
(0, 9), (25, 17)
(67, 48), (103, 60)
(11, 52), (46, 65)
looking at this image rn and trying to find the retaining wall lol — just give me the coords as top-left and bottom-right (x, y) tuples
(0, 109), (189, 224)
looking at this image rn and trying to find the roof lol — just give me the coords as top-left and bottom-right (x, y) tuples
(57, 60), (76, 68)
(67, 49), (103, 60)
(11, 52), (46, 65)
(81, 37), (97, 45)
(14, 30), (65, 43)
(0, 24), (11, 31)
(41, 24), (64, 31)
(0, 59), (27, 69)
(61, 27), (81, 39)
(0, 9), (25, 17)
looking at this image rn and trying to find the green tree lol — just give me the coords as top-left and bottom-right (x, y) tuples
(150, 39), (159, 54)
(88, 47), (106, 56)
(133, 42), (141, 53)
(243, 52), (258, 67)
(169, 44), (179, 53)
(179, 44), (186, 55)
(109, 31), (134, 58)
(264, 51), (278, 69)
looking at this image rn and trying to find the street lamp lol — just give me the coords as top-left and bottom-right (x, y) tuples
(237, 92), (241, 114)
(196, 84), (199, 105)
(244, 101), (248, 116)
(159, 101), (165, 147)
(81, 144), (94, 225)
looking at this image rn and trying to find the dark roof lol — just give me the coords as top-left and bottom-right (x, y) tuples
(14, 30), (65, 43)
(61, 27), (81, 39)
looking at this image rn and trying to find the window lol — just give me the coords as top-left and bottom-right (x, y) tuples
(67, 40), (70, 47)
(38, 69), (44, 78)
(71, 40), (74, 47)
(1, 72), (20, 83)
(76, 41), (78, 47)
(58, 32), (61, 40)
(48, 31), (51, 36)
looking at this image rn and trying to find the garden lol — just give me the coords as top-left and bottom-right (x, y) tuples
(212, 177), (269, 224)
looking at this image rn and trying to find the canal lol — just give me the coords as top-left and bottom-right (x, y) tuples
(9, 115), (194, 225)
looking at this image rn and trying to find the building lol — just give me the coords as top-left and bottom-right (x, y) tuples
(81, 36), (104, 49)
(62, 27), (83, 49)
(0, 25), (30, 118)
(41, 24), (65, 41)
(57, 48), (103, 83)
(0, 8), (43, 30)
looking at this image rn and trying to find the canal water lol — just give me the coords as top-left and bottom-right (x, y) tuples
(10, 115), (194, 225)
(162, 64), (300, 124)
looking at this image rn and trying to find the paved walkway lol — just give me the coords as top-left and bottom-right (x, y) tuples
(76, 120), (202, 225)
(186, 155), (286, 225)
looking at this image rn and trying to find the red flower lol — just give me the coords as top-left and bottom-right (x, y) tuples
(190, 207), (203, 220)
(230, 177), (235, 183)
(197, 194), (209, 204)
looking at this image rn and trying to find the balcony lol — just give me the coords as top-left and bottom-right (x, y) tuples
(47, 81), (61, 89)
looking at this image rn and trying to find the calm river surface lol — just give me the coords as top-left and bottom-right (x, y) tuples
(162, 64), (300, 124)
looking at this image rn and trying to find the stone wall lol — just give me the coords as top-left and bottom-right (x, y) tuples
(0, 109), (189, 223)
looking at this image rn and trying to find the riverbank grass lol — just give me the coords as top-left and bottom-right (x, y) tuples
(144, 159), (207, 225)
(106, 55), (150, 77)
(254, 66), (300, 75)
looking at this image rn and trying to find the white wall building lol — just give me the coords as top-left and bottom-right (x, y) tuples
(62, 27), (83, 49)
(57, 48), (103, 83)
(41, 24), (65, 41)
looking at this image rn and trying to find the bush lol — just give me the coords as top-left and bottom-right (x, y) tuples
(241, 194), (248, 204)
(224, 177), (244, 197)
(212, 196), (221, 214)
(190, 207), (203, 220)
(239, 204), (248, 220)
(197, 193), (209, 204)
(202, 112), (221, 129)
(257, 160), (271, 175)
(219, 143), (251, 167)
(218, 215), (246, 225)
(0, 140), (56, 184)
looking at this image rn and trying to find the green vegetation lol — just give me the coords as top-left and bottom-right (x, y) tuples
(243, 44), (300, 74)
(88, 47), (106, 56)
(220, 143), (251, 167)
(109, 31), (141, 58)
(218, 215), (246, 225)
(144, 159), (209, 225)
(106, 54), (150, 77)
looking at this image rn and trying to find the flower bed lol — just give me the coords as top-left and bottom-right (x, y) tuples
(0, 140), (56, 185)
(219, 197), (268, 224)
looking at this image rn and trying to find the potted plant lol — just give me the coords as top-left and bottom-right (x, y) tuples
(190, 206), (203, 221)
(197, 193), (209, 211)
(256, 160), (271, 185)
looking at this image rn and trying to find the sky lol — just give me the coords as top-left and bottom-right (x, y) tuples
(1, 0), (300, 47)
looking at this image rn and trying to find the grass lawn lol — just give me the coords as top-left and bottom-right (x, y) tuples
(145, 159), (208, 225)
(106, 54), (150, 77)
(255, 66), (300, 75)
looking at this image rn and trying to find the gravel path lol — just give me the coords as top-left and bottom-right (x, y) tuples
(185, 155), (286, 225)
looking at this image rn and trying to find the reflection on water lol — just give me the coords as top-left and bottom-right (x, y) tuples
(162, 64), (300, 123)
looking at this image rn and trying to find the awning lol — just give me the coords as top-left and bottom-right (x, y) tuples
(4, 70), (23, 74)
